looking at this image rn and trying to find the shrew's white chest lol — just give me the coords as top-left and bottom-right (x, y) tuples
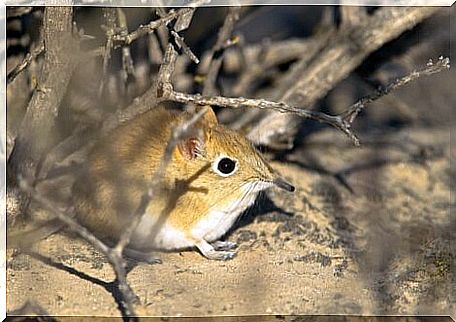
(191, 188), (260, 242)
(130, 182), (272, 251)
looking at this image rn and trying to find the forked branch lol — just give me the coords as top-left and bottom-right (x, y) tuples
(163, 57), (450, 146)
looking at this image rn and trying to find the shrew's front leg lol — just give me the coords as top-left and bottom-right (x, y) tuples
(211, 240), (238, 251)
(194, 239), (237, 261)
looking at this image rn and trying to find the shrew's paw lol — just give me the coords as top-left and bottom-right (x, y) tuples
(203, 249), (237, 261)
(195, 239), (237, 261)
(211, 240), (238, 251)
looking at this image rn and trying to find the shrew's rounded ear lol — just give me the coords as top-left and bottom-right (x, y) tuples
(177, 106), (216, 160)
(178, 136), (205, 160)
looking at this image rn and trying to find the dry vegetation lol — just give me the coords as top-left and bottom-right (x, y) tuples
(5, 3), (454, 321)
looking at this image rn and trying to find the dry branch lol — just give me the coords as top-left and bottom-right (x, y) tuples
(163, 57), (450, 146)
(170, 29), (199, 64)
(112, 9), (183, 45)
(101, 12), (190, 134)
(7, 40), (45, 85)
(7, 7), (79, 225)
(99, 8), (117, 97)
(246, 6), (440, 147)
(231, 32), (333, 97)
(112, 0), (210, 45)
(341, 56), (450, 126)
(202, 6), (241, 96)
(117, 8), (136, 87)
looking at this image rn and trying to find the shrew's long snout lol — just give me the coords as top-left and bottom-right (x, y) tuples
(273, 177), (295, 192)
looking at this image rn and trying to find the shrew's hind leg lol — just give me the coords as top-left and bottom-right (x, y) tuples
(194, 239), (236, 261)
(123, 248), (162, 264)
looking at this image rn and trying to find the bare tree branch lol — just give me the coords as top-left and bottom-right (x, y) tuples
(162, 57), (450, 146)
(101, 23), (183, 134)
(155, 42), (180, 96)
(170, 29), (199, 64)
(7, 6), (79, 223)
(98, 8), (117, 97)
(340, 56), (450, 125)
(112, 9), (184, 45)
(202, 6), (241, 96)
(117, 8), (136, 88)
(340, 6), (367, 28)
(230, 32), (332, 97)
(111, 0), (211, 46)
(7, 40), (44, 85)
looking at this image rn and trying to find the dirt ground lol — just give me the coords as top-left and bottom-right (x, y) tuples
(6, 124), (454, 318)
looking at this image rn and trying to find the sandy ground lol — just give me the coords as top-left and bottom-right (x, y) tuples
(6, 125), (454, 319)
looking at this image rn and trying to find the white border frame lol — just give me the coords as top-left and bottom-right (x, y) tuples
(1, 1), (454, 320)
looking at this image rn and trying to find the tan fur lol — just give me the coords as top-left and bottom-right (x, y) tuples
(72, 105), (285, 254)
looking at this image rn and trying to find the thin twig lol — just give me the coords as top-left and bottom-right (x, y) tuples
(117, 8), (135, 88)
(101, 35), (178, 134)
(202, 6), (241, 95)
(166, 90), (361, 143)
(155, 43), (179, 99)
(112, 0), (211, 46)
(112, 9), (182, 45)
(341, 56), (451, 124)
(7, 41), (45, 85)
(170, 30), (199, 64)
(99, 8), (116, 98)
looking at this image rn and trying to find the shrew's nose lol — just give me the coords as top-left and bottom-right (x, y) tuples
(273, 177), (295, 192)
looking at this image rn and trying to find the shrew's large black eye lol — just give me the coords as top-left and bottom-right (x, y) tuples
(215, 157), (237, 176)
